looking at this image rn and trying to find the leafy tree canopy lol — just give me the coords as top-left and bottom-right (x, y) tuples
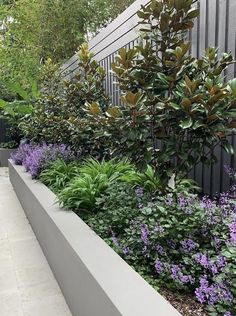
(0, 0), (134, 95)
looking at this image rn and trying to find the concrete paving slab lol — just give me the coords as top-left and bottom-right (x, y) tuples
(0, 167), (72, 316)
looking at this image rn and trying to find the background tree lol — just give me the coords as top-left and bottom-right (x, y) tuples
(85, 0), (135, 35)
(0, 0), (135, 95)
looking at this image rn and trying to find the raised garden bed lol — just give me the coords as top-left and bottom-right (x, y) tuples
(0, 148), (15, 167)
(9, 159), (181, 316)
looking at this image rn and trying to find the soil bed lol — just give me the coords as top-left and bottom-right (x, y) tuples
(161, 288), (208, 316)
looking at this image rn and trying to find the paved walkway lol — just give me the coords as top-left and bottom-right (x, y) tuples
(0, 168), (72, 316)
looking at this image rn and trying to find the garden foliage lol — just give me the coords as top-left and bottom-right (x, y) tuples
(12, 141), (236, 315)
(57, 158), (136, 211)
(22, 44), (110, 158)
(83, 182), (236, 316)
(0, 0), (134, 91)
(0, 81), (38, 146)
(10, 0), (236, 315)
(39, 159), (80, 193)
(12, 142), (76, 178)
(21, 0), (236, 189)
(109, 0), (236, 182)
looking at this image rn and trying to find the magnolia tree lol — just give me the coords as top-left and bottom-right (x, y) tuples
(101, 0), (236, 186)
(21, 0), (236, 191)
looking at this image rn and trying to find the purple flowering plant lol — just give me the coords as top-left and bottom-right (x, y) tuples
(12, 142), (76, 178)
(84, 183), (236, 316)
(11, 142), (36, 165)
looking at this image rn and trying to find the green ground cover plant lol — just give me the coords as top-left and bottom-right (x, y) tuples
(81, 181), (236, 316)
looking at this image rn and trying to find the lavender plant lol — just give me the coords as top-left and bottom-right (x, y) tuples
(13, 143), (76, 178)
(11, 141), (36, 165)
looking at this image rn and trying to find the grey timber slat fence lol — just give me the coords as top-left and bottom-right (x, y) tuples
(61, 0), (236, 195)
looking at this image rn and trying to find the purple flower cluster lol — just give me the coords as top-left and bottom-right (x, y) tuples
(23, 143), (75, 178)
(217, 255), (227, 269)
(156, 244), (166, 255)
(135, 187), (144, 198)
(195, 277), (233, 306)
(195, 253), (210, 268)
(123, 246), (130, 255)
(201, 196), (214, 209)
(12, 142), (76, 178)
(111, 230), (120, 247)
(195, 253), (226, 275)
(177, 194), (196, 214)
(140, 223), (149, 246)
(170, 264), (194, 284)
(181, 238), (197, 252)
(155, 259), (164, 274)
(178, 195), (188, 208)
(11, 142), (36, 165)
(224, 164), (236, 178)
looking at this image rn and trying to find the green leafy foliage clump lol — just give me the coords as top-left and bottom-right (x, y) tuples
(58, 158), (136, 211)
(0, 81), (38, 145)
(0, 0), (134, 90)
(39, 159), (80, 193)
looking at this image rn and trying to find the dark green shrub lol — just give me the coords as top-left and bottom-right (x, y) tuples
(21, 43), (110, 158)
(21, 59), (68, 143)
(107, 0), (236, 187)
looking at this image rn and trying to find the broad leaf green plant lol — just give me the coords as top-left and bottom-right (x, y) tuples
(110, 0), (236, 188)
(0, 80), (38, 144)
(22, 43), (110, 159)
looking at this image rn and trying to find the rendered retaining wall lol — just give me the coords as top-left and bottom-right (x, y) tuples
(0, 149), (15, 167)
(9, 160), (181, 316)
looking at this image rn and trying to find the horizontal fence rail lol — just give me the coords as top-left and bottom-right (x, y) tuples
(61, 0), (236, 195)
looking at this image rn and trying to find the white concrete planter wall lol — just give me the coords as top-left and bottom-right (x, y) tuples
(0, 148), (15, 167)
(9, 160), (181, 316)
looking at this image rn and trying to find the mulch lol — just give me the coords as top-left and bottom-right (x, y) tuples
(160, 288), (208, 316)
